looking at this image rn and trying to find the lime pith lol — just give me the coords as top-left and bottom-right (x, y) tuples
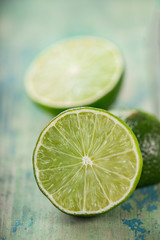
(25, 37), (124, 109)
(33, 108), (142, 216)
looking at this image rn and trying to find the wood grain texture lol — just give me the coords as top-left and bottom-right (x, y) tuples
(0, 0), (160, 239)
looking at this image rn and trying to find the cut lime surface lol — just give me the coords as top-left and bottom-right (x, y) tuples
(111, 109), (160, 187)
(33, 108), (142, 216)
(25, 37), (124, 109)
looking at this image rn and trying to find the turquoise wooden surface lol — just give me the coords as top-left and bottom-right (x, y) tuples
(0, 0), (160, 239)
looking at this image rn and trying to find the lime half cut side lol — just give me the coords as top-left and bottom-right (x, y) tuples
(33, 108), (142, 216)
(25, 37), (124, 109)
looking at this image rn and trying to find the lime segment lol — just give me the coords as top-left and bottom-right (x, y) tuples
(33, 108), (142, 216)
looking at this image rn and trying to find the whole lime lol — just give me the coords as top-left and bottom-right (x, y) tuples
(111, 110), (160, 187)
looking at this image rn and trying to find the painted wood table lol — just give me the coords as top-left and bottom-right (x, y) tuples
(0, 0), (160, 239)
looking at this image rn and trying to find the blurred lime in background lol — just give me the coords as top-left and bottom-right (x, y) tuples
(25, 36), (124, 109)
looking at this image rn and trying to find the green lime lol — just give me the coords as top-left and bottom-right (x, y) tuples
(25, 37), (124, 109)
(111, 109), (160, 187)
(33, 108), (142, 216)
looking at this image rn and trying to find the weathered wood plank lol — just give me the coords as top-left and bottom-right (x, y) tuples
(0, 0), (160, 239)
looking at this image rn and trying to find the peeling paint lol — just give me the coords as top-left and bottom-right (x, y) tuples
(121, 203), (132, 212)
(147, 205), (157, 212)
(122, 218), (147, 240)
(12, 221), (21, 232)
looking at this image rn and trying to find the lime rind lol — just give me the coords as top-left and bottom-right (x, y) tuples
(33, 107), (142, 216)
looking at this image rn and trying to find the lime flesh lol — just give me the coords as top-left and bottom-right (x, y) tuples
(25, 37), (124, 109)
(33, 108), (142, 216)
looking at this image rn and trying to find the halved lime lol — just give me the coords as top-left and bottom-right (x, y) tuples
(25, 37), (124, 109)
(33, 108), (142, 216)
